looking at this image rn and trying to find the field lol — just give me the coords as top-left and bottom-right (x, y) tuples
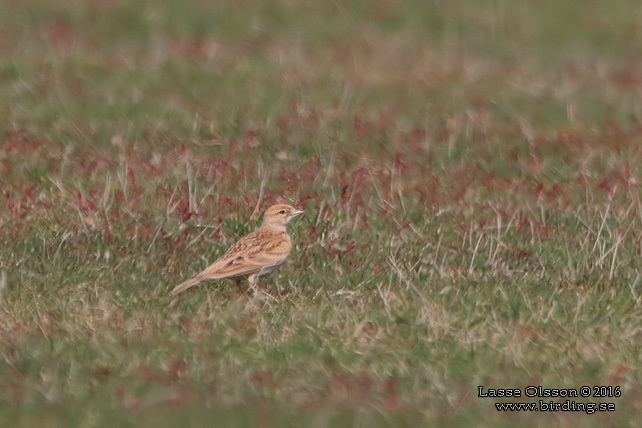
(1, 0), (642, 426)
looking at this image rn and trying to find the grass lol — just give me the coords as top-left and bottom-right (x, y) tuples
(1, 0), (642, 426)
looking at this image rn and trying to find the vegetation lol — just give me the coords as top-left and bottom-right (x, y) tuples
(1, 0), (641, 426)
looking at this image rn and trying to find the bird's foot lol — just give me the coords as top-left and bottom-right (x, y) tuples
(250, 290), (279, 302)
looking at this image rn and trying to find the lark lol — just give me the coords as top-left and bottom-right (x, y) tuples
(170, 204), (304, 295)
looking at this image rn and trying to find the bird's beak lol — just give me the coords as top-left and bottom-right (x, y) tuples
(291, 210), (304, 218)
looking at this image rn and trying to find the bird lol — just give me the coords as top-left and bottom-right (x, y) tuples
(170, 204), (304, 295)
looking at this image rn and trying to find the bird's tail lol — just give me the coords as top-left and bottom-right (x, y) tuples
(170, 275), (202, 295)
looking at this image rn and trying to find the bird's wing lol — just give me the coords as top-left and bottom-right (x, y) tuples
(197, 231), (291, 280)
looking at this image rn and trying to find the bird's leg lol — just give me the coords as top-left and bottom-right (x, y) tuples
(247, 273), (279, 302)
(248, 274), (259, 293)
(234, 278), (244, 293)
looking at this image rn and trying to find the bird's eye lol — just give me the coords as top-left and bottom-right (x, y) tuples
(278, 210), (286, 214)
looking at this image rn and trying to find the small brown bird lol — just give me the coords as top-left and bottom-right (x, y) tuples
(170, 204), (304, 295)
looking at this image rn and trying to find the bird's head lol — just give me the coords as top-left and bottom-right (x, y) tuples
(262, 204), (304, 230)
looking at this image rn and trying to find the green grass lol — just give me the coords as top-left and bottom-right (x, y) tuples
(1, 0), (642, 426)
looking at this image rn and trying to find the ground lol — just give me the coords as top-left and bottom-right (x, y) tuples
(1, 0), (641, 426)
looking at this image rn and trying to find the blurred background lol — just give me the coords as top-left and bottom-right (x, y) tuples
(1, 1), (642, 427)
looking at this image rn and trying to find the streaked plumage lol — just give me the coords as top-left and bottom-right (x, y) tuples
(170, 204), (303, 295)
